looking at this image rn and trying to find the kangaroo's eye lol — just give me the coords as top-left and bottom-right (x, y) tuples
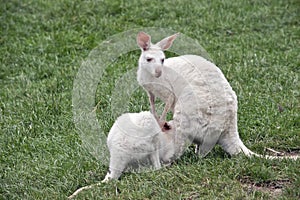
(161, 58), (165, 64)
(146, 58), (153, 62)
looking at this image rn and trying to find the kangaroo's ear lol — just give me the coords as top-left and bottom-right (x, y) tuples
(156, 33), (179, 51)
(137, 32), (151, 51)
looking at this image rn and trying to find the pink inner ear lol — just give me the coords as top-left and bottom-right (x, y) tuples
(156, 33), (179, 50)
(138, 32), (150, 51)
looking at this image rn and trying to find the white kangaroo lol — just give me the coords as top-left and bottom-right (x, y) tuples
(68, 112), (177, 199)
(102, 111), (177, 182)
(136, 31), (299, 160)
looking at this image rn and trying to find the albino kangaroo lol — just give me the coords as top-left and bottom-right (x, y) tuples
(136, 31), (298, 160)
(102, 111), (177, 182)
(68, 112), (177, 198)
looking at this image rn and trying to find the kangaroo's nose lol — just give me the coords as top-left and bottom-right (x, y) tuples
(155, 68), (162, 78)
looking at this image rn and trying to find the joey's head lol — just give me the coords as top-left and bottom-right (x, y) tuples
(137, 32), (179, 78)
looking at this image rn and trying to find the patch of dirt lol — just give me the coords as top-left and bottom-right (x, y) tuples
(239, 176), (292, 198)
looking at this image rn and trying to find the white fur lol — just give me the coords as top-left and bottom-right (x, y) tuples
(102, 111), (176, 182)
(136, 32), (299, 160)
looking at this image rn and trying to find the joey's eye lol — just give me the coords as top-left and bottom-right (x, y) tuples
(161, 58), (165, 64)
(146, 58), (153, 62)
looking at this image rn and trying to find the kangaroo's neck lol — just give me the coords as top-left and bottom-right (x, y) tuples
(137, 65), (154, 85)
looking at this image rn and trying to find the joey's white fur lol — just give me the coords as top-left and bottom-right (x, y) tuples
(136, 32), (299, 160)
(69, 112), (178, 197)
(102, 111), (178, 182)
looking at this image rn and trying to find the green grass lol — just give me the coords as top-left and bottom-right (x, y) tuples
(1, 0), (299, 199)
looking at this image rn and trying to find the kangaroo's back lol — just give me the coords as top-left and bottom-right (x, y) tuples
(164, 55), (238, 156)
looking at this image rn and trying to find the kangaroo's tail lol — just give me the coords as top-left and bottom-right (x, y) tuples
(237, 138), (299, 160)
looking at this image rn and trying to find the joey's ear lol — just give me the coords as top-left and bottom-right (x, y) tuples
(155, 33), (179, 51)
(137, 32), (151, 51)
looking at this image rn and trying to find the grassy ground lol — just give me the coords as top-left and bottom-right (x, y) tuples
(1, 0), (299, 199)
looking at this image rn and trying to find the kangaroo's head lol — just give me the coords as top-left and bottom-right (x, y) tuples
(137, 32), (179, 78)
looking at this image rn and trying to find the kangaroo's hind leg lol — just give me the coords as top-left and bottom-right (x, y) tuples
(217, 111), (252, 156)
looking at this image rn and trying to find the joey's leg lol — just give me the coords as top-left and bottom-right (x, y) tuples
(149, 151), (161, 170)
(102, 155), (128, 182)
(195, 144), (200, 154)
(102, 168), (124, 183)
